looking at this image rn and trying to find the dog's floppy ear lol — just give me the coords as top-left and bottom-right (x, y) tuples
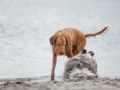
(50, 35), (57, 46)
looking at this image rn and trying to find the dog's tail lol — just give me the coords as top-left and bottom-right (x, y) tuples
(85, 27), (108, 38)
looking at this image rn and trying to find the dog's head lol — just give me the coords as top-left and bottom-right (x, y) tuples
(81, 49), (94, 57)
(50, 34), (67, 56)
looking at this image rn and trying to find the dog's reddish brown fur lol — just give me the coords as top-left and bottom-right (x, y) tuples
(50, 27), (108, 80)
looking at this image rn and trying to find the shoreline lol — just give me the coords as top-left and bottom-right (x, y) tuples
(0, 77), (120, 90)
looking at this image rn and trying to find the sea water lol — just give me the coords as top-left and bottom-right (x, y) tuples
(0, 0), (120, 80)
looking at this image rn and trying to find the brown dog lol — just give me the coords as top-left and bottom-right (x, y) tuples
(50, 27), (108, 80)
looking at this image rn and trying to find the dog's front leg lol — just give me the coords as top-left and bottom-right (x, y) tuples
(51, 54), (57, 81)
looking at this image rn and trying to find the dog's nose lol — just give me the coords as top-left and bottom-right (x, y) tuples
(60, 52), (63, 55)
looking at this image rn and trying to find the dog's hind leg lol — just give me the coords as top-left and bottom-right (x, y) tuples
(76, 41), (86, 54)
(72, 46), (77, 56)
(51, 54), (57, 81)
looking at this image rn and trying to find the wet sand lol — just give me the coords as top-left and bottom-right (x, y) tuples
(0, 77), (120, 90)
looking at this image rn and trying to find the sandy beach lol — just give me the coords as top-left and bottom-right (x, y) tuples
(0, 77), (120, 90)
(0, 0), (120, 90)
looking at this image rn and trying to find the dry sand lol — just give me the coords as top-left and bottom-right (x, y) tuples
(0, 77), (120, 90)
